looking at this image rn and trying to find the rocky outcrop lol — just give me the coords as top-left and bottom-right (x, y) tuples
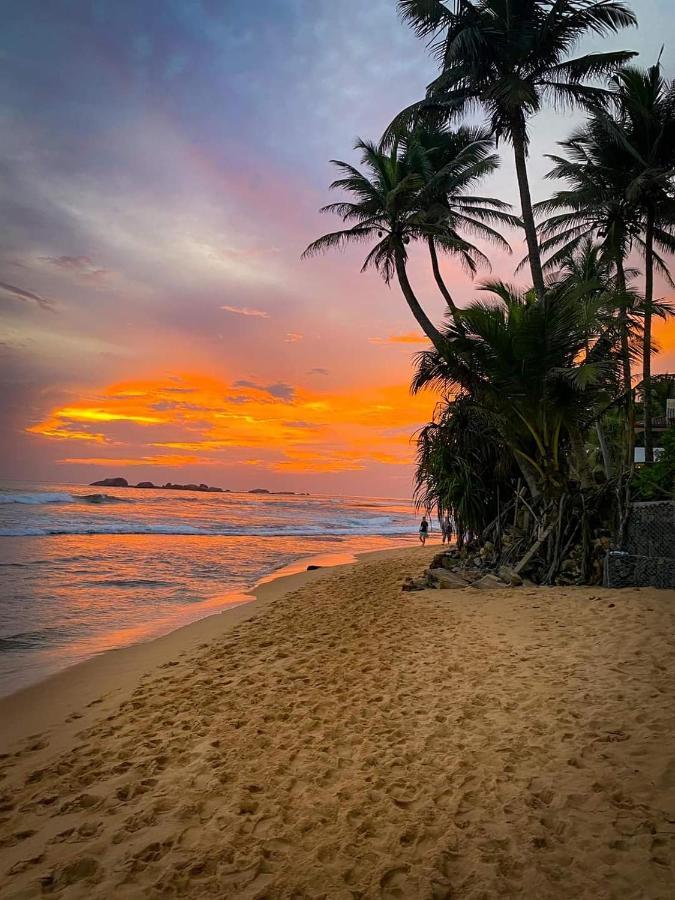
(405, 546), (526, 593)
(89, 478), (224, 493)
(248, 488), (310, 496)
(90, 477), (128, 487)
(161, 483), (224, 493)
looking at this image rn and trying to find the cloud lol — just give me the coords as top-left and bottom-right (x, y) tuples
(26, 373), (437, 485)
(218, 246), (281, 260)
(284, 332), (303, 343)
(58, 454), (214, 467)
(368, 332), (428, 345)
(282, 420), (322, 429)
(233, 379), (295, 402)
(40, 255), (109, 282)
(0, 280), (55, 310)
(221, 305), (270, 318)
(307, 367), (329, 376)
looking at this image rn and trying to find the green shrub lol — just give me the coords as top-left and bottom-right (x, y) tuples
(632, 426), (675, 500)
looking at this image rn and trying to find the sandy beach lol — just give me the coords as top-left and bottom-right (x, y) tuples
(1, 546), (674, 899)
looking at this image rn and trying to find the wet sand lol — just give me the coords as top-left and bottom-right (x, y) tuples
(1, 546), (674, 898)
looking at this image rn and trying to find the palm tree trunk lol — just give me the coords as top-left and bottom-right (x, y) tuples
(596, 422), (612, 480)
(394, 249), (446, 355)
(615, 256), (635, 473)
(427, 237), (464, 330)
(510, 119), (546, 302)
(569, 426), (593, 490)
(643, 204), (655, 464)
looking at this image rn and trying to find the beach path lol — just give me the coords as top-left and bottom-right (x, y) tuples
(1, 547), (674, 898)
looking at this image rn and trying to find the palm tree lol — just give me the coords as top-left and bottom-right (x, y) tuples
(401, 126), (520, 324)
(412, 280), (620, 499)
(533, 107), (675, 473)
(415, 395), (516, 542)
(545, 237), (639, 478)
(534, 115), (641, 407)
(302, 129), (513, 348)
(412, 279), (623, 579)
(391, 0), (637, 301)
(608, 63), (675, 462)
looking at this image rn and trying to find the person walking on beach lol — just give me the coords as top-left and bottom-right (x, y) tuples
(419, 515), (429, 546)
(441, 514), (453, 544)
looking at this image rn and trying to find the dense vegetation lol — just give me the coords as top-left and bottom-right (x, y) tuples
(305, 1), (675, 584)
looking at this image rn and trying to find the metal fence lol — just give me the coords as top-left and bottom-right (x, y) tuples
(604, 501), (675, 589)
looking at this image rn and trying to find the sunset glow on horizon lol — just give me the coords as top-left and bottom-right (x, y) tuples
(2, 1), (674, 496)
(25, 373), (437, 487)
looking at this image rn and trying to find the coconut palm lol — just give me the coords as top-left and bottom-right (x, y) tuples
(400, 126), (520, 323)
(608, 63), (675, 462)
(391, 0), (637, 301)
(545, 238), (641, 477)
(534, 115), (641, 407)
(411, 280), (621, 500)
(302, 129), (514, 346)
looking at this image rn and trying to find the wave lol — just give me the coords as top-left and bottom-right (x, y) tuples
(79, 493), (131, 505)
(0, 492), (75, 505)
(0, 491), (130, 506)
(0, 522), (411, 538)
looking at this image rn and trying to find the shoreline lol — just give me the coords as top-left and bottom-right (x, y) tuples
(0, 542), (418, 754)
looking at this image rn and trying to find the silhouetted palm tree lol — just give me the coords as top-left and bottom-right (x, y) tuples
(391, 0), (637, 300)
(534, 115), (641, 407)
(608, 63), (675, 461)
(411, 280), (621, 499)
(303, 129), (513, 346)
(400, 125), (520, 324)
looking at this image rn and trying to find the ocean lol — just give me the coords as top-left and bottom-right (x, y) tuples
(0, 482), (420, 696)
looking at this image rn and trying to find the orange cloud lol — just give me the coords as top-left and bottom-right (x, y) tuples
(369, 332), (429, 345)
(28, 373), (434, 475)
(60, 455), (212, 467)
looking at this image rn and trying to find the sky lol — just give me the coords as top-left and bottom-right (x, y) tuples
(1, 0), (674, 496)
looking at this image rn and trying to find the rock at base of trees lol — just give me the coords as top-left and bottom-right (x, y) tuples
(402, 576), (427, 592)
(497, 566), (523, 587)
(471, 573), (509, 590)
(426, 568), (469, 589)
(410, 549), (527, 592)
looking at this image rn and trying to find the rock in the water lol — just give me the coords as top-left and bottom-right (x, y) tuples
(306, 565), (322, 571)
(136, 481), (155, 489)
(90, 477), (128, 487)
(472, 573), (509, 590)
(426, 568), (468, 589)
(498, 566), (523, 587)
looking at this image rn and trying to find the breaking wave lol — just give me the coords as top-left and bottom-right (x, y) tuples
(0, 492), (130, 506)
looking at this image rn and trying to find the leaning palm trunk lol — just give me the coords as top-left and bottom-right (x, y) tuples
(394, 249), (446, 355)
(511, 118), (546, 302)
(643, 204), (656, 463)
(426, 237), (464, 330)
